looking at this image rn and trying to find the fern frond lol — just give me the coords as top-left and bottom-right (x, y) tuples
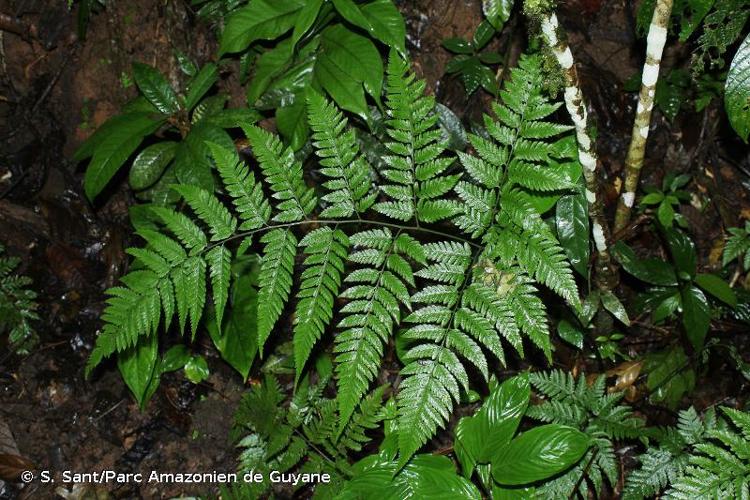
(528, 370), (645, 498)
(149, 206), (207, 253)
(171, 185), (237, 241)
(723, 226), (750, 269)
(244, 124), (317, 222)
(293, 227), (349, 384)
(257, 229), (297, 353)
(335, 228), (422, 433)
(206, 245), (231, 327)
(374, 50), (460, 223)
(307, 92), (376, 218)
(208, 142), (271, 230)
(666, 407), (750, 499)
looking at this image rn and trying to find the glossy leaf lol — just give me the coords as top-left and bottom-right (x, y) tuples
(601, 291), (630, 326)
(483, 0), (514, 30)
(611, 241), (678, 286)
(726, 33), (750, 141)
(491, 424), (590, 485)
(219, 0), (305, 55)
(184, 355), (210, 384)
(207, 258), (259, 380)
(681, 284), (711, 351)
(117, 333), (159, 408)
(556, 189), (590, 278)
(455, 375), (530, 476)
(185, 63), (219, 111)
(338, 454), (481, 499)
(664, 229), (697, 277)
(82, 113), (164, 200)
(132, 62), (180, 115)
(695, 273), (737, 307)
(129, 141), (177, 190)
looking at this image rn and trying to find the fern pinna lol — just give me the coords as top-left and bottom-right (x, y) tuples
(87, 52), (581, 462)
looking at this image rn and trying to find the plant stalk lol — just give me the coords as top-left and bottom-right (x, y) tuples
(538, 12), (617, 291)
(613, 0), (674, 233)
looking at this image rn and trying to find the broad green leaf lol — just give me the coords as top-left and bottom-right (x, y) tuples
(455, 375), (530, 477)
(207, 258), (259, 380)
(443, 37), (474, 54)
(173, 123), (234, 191)
(557, 319), (584, 349)
(160, 345), (190, 373)
(276, 94), (310, 151)
(247, 38), (296, 104)
(290, 0), (323, 49)
(320, 25), (383, 104)
(483, 0), (514, 30)
(472, 20), (495, 49)
(132, 62), (180, 115)
(83, 113), (164, 200)
(338, 454), (481, 500)
(492, 424), (590, 485)
(556, 189), (590, 278)
(129, 141), (177, 190)
(664, 228), (697, 277)
(219, 0), (305, 55)
(726, 33), (750, 141)
(681, 284), (711, 350)
(611, 241), (678, 286)
(185, 63), (219, 111)
(640, 192), (664, 205)
(695, 273), (737, 307)
(644, 346), (695, 409)
(184, 355), (210, 383)
(361, 0), (406, 54)
(117, 333), (159, 408)
(657, 200), (675, 227)
(601, 290), (630, 326)
(436, 103), (468, 151)
(315, 50), (368, 120)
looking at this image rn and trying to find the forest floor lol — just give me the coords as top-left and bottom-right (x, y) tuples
(1, 0), (749, 498)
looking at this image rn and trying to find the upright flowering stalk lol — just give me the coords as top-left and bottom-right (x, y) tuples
(614, 0), (673, 232)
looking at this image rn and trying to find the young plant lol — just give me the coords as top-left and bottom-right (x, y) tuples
(638, 172), (691, 229)
(613, 228), (736, 350)
(443, 21), (502, 97)
(0, 245), (39, 354)
(219, 0), (405, 150)
(85, 53), (582, 468)
(454, 374), (591, 497)
(75, 61), (257, 201)
(723, 221), (750, 271)
(525, 370), (645, 498)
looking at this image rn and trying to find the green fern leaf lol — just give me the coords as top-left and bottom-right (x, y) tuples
(207, 245), (231, 328)
(244, 125), (316, 222)
(374, 50), (459, 224)
(149, 206), (207, 253)
(208, 142), (271, 230)
(307, 92), (375, 218)
(257, 229), (297, 353)
(335, 228), (420, 433)
(171, 184), (237, 241)
(293, 227), (349, 383)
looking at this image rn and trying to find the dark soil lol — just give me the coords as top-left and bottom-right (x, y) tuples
(0, 0), (749, 498)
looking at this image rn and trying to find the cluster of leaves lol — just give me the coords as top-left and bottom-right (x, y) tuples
(613, 227), (736, 351)
(86, 53), (585, 468)
(637, 172), (691, 229)
(219, 0), (405, 150)
(75, 61), (256, 202)
(626, 405), (750, 498)
(0, 245), (39, 355)
(724, 221), (750, 271)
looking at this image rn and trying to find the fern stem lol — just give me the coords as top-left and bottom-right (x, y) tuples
(536, 11), (617, 291)
(613, 0), (674, 233)
(209, 219), (482, 251)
